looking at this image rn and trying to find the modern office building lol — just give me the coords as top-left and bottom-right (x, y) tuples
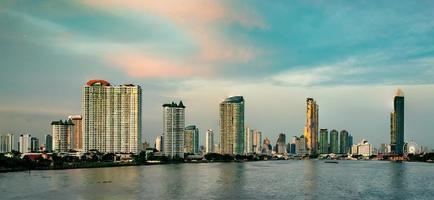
(276, 133), (286, 154)
(304, 98), (319, 155)
(220, 96), (245, 155)
(330, 129), (339, 154)
(31, 137), (39, 152)
(244, 127), (254, 154)
(184, 125), (199, 154)
(83, 80), (142, 153)
(163, 101), (185, 158)
(154, 135), (163, 152)
(319, 129), (329, 154)
(19, 134), (32, 154)
(205, 129), (214, 154)
(68, 115), (83, 151)
(340, 130), (349, 154)
(253, 130), (262, 154)
(0, 134), (14, 153)
(52, 119), (74, 153)
(44, 134), (53, 152)
(391, 89), (405, 154)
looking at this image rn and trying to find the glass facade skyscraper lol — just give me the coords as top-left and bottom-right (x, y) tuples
(220, 96), (244, 155)
(319, 129), (329, 154)
(330, 129), (339, 154)
(340, 130), (349, 154)
(391, 89), (405, 154)
(304, 98), (319, 155)
(184, 125), (199, 155)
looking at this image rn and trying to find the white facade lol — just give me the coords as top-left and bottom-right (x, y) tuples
(163, 101), (185, 158)
(83, 80), (142, 153)
(19, 134), (31, 153)
(0, 134), (14, 153)
(154, 135), (163, 152)
(52, 120), (74, 153)
(352, 139), (373, 157)
(206, 129), (214, 153)
(244, 128), (254, 154)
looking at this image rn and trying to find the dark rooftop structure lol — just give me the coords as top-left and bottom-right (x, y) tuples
(222, 96), (244, 103)
(162, 101), (185, 108)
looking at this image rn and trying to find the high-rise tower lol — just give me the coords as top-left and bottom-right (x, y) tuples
(319, 129), (329, 154)
(220, 96), (245, 155)
(391, 89), (405, 154)
(163, 101), (185, 158)
(304, 98), (319, 155)
(205, 129), (214, 154)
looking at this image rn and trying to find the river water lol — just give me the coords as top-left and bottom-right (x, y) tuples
(1, 160), (434, 200)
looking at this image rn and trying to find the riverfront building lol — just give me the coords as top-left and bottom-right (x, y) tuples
(330, 129), (339, 154)
(52, 119), (74, 153)
(0, 134), (14, 153)
(163, 101), (185, 158)
(253, 130), (262, 154)
(304, 98), (319, 155)
(184, 125), (199, 154)
(244, 127), (254, 154)
(319, 129), (329, 154)
(205, 129), (214, 154)
(154, 135), (163, 152)
(220, 96), (245, 155)
(276, 133), (286, 154)
(83, 80), (142, 153)
(19, 134), (31, 154)
(340, 130), (350, 154)
(391, 89), (405, 154)
(68, 115), (83, 151)
(44, 134), (52, 152)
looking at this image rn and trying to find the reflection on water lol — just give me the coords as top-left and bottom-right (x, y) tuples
(390, 163), (407, 200)
(304, 160), (317, 200)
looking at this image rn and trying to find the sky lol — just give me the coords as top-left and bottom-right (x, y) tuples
(1, 0), (434, 149)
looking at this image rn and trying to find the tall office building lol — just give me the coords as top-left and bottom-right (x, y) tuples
(253, 130), (262, 154)
(83, 80), (142, 153)
(44, 134), (53, 152)
(262, 137), (272, 155)
(154, 135), (163, 152)
(31, 137), (39, 152)
(330, 129), (339, 154)
(52, 119), (74, 153)
(163, 101), (185, 158)
(205, 129), (214, 154)
(304, 98), (319, 155)
(319, 129), (329, 154)
(276, 133), (286, 154)
(244, 127), (254, 154)
(184, 125), (199, 154)
(68, 115), (83, 151)
(289, 136), (298, 154)
(220, 96), (245, 155)
(19, 134), (31, 153)
(0, 134), (14, 153)
(340, 130), (349, 154)
(391, 89), (405, 154)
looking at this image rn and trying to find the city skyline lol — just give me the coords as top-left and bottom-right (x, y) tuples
(2, 1), (434, 148)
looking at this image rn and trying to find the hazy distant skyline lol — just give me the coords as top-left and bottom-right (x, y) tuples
(1, 1), (434, 148)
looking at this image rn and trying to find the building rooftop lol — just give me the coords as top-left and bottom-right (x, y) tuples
(162, 101), (185, 108)
(51, 119), (74, 126)
(223, 96), (244, 103)
(185, 125), (197, 130)
(87, 80), (110, 86)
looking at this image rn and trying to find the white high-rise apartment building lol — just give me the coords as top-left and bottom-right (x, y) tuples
(244, 127), (253, 154)
(19, 134), (31, 153)
(83, 80), (142, 153)
(0, 134), (14, 153)
(205, 129), (214, 153)
(163, 101), (185, 158)
(253, 130), (262, 154)
(154, 135), (163, 152)
(52, 119), (74, 153)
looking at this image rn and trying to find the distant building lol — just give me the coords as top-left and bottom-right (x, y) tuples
(319, 129), (329, 154)
(205, 129), (214, 154)
(214, 144), (220, 154)
(244, 127), (254, 154)
(391, 89), (405, 154)
(52, 119), (74, 153)
(68, 115), (83, 151)
(44, 134), (53, 152)
(378, 143), (391, 154)
(31, 137), (39, 152)
(351, 139), (373, 157)
(220, 96), (244, 155)
(83, 80), (142, 153)
(275, 133), (286, 154)
(19, 134), (32, 153)
(295, 135), (307, 155)
(253, 130), (262, 154)
(0, 134), (14, 153)
(304, 98), (319, 155)
(184, 125), (199, 154)
(339, 130), (349, 154)
(262, 137), (272, 155)
(329, 129), (339, 154)
(154, 135), (163, 152)
(163, 101), (185, 159)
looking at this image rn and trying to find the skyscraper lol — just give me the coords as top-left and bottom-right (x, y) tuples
(253, 130), (262, 154)
(304, 98), (319, 155)
(0, 134), (14, 153)
(83, 80), (142, 153)
(44, 134), (52, 152)
(262, 137), (272, 155)
(276, 133), (286, 154)
(244, 127), (254, 154)
(319, 129), (329, 154)
(391, 89), (405, 154)
(220, 96), (245, 155)
(52, 119), (74, 153)
(295, 135), (307, 155)
(154, 135), (163, 152)
(31, 137), (39, 152)
(19, 134), (31, 153)
(340, 130), (349, 154)
(205, 129), (214, 154)
(330, 129), (339, 154)
(163, 101), (185, 158)
(184, 125), (199, 154)
(68, 115), (83, 152)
